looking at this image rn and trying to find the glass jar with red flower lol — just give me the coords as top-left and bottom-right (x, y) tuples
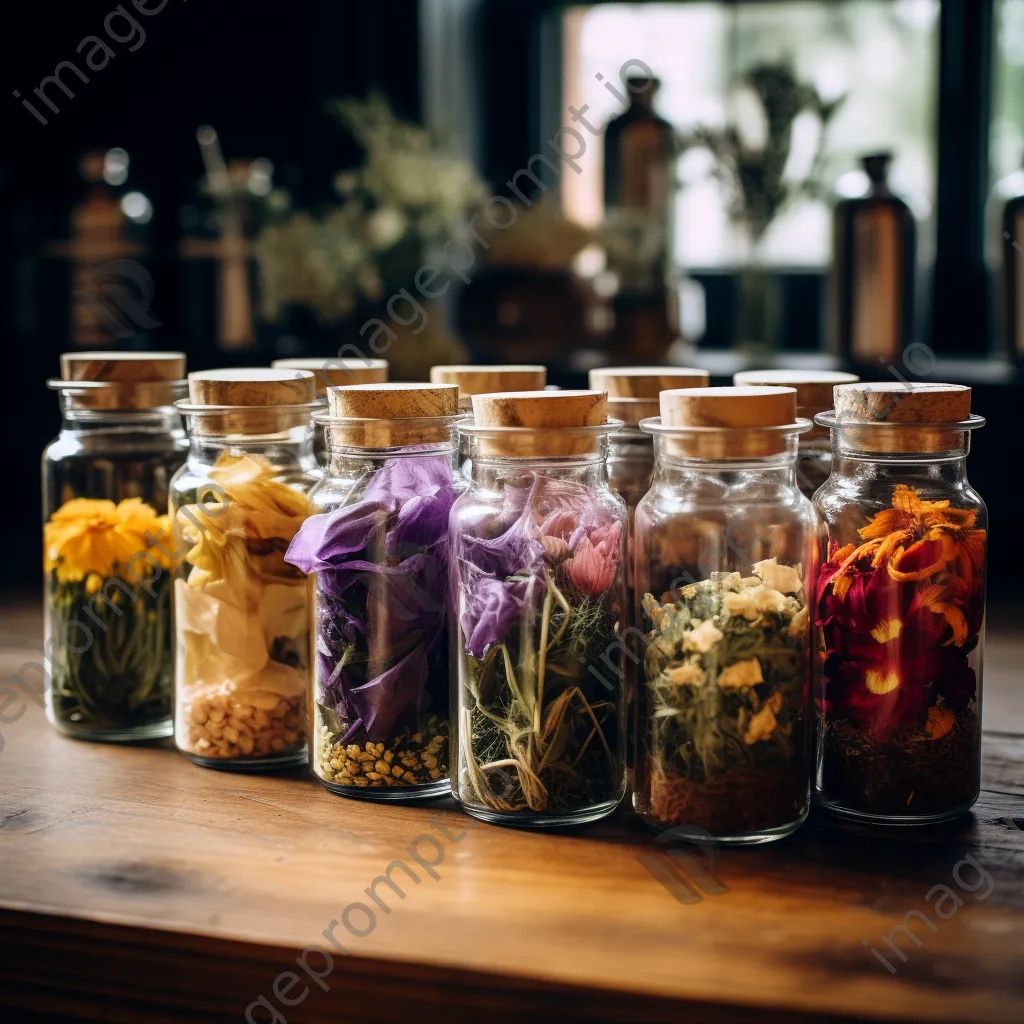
(286, 383), (463, 799)
(633, 387), (816, 844)
(733, 369), (859, 499)
(814, 383), (987, 824)
(43, 352), (188, 742)
(450, 391), (629, 827)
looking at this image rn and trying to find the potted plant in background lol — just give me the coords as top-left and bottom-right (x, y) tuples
(256, 94), (487, 379)
(678, 62), (842, 352)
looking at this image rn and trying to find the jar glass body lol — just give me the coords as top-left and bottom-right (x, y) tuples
(450, 438), (629, 826)
(170, 424), (316, 769)
(633, 437), (815, 843)
(813, 442), (986, 824)
(794, 434), (833, 500)
(306, 439), (462, 800)
(42, 402), (186, 741)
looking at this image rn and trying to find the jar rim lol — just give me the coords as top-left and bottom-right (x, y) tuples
(176, 399), (321, 415)
(313, 411), (466, 429)
(638, 415), (813, 437)
(815, 411), (986, 432)
(456, 416), (623, 439)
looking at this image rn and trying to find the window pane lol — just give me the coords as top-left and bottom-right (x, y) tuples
(563, 1), (939, 269)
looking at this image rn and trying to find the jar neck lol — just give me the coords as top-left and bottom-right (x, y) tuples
(187, 426), (314, 467)
(651, 435), (801, 491)
(470, 451), (609, 490)
(60, 405), (182, 436)
(829, 449), (970, 488)
(324, 443), (456, 476)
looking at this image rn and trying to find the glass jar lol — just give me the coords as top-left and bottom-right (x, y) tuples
(734, 369), (859, 500)
(633, 386), (815, 844)
(42, 352), (187, 742)
(286, 382), (462, 800)
(272, 357), (389, 465)
(170, 369), (319, 770)
(450, 390), (628, 827)
(814, 383), (987, 824)
(429, 364), (547, 478)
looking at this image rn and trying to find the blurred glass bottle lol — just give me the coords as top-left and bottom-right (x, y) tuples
(603, 75), (679, 363)
(990, 154), (1024, 365)
(828, 153), (916, 368)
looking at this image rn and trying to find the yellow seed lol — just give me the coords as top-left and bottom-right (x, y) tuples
(411, 733), (423, 744)
(365, 742), (375, 753)
(391, 765), (404, 778)
(384, 750), (394, 763)
(375, 760), (389, 775)
(347, 744), (361, 757)
(358, 751), (373, 762)
(354, 777), (369, 787)
(429, 768), (441, 780)
(366, 771), (381, 781)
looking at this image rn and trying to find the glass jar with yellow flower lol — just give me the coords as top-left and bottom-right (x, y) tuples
(633, 387), (816, 844)
(814, 383), (987, 824)
(43, 352), (188, 741)
(171, 369), (319, 770)
(450, 391), (629, 827)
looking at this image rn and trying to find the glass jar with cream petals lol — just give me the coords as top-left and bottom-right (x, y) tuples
(634, 386), (816, 844)
(286, 383), (463, 800)
(170, 369), (319, 770)
(814, 383), (986, 824)
(450, 390), (628, 827)
(42, 352), (187, 741)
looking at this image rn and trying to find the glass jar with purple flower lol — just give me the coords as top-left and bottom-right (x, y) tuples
(285, 383), (462, 800)
(450, 391), (629, 827)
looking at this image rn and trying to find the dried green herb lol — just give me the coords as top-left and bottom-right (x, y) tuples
(640, 559), (810, 835)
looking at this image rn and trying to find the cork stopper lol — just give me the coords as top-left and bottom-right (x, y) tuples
(57, 351), (185, 410)
(734, 369), (859, 441)
(590, 366), (709, 426)
(658, 386), (800, 458)
(325, 382), (459, 448)
(187, 368), (317, 436)
(830, 382), (973, 453)
(272, 358), (388, 396)
(430, 365), (547, 410)
(470, 390), (609, 457)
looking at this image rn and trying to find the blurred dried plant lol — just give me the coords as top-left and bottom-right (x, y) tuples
(679, 62), (844, 245)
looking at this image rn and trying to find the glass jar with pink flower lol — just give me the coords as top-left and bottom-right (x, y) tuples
(286, 383), (463, 799)
(450, 391), (629, 827)
(814, 383), (987, 824)
(634, 387), (816, 844)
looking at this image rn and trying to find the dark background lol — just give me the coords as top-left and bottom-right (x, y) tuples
(1, 0), (1021, 596)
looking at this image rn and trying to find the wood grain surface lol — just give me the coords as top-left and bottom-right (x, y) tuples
(1, 600), (1022, 1024)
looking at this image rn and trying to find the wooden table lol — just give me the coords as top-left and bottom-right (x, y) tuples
(1, 600), (1022, 1024)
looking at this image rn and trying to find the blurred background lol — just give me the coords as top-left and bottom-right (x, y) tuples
(2, 0), (1022, 592)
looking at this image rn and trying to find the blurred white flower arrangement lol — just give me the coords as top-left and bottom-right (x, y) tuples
(256, 94), (488, 324)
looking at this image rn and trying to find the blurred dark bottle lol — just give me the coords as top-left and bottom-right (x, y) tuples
(993, 156), (1024, 365)
(828, 153), (916, 368)
(603, 75), (678, 363)
(65, 148), (155, 348)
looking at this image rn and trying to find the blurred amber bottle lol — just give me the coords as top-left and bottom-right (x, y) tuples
(828, 153), (916, 367)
